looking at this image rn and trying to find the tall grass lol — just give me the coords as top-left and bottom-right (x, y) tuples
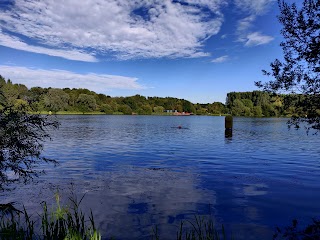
(0, 193), (101, 240)
(152, 216), (234, 240)
(1, 198), (234, 240)
(2, 195), (319, 240)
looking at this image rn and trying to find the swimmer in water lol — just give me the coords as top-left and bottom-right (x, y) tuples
(171, 125), (188, 129)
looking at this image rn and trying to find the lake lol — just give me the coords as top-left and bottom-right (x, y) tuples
(2, 115), (320, 239)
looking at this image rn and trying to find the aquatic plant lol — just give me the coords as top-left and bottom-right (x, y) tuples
(0, 193), (101, 240)
(2, 196), (320, 240)
(152, 216), (234, 240)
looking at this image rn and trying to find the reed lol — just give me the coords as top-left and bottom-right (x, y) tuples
(2, 196), (319, 240)
(153, 216), (234, 240)
(0, 193), (101, 240)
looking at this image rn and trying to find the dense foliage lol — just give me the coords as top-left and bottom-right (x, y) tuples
(226, 91), (316, 117)
(0, 75), (227, 116)
(256, 0), (320, 132)
(0, 76), (59, 191)
(2, 75), (317, 118)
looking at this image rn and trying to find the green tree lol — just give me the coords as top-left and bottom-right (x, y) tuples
(137, 104), (152, 115)
(262, 103), (277, 117)
(44, 88), (70, 113)
(208, 102), (225, 115)
(13, 99), (29, 111)
(196, 107), (208, 115)
(95, 93), (110, 106)
(153, 106), (164, 114)
(175, 104), (183, 113)
(0, 76), (5, 88)
(231, 99), (246, 116)
(253, 106), (263, 117)
(182, 100), (196, 113)
(63, 88), (78, 110)
(1, 79), (19, 106)
(15, 84), (28, 100)
(109, 100), (119, 113)
(123, 97), (137, 111)
(118, 104), (132, 115)
(0, 86), (59, 191)
(27, 87), (47, 111)
(256, 0), (320, 132)
(100, 104), (113, 114)
(76, 94), (97, 113)
(242, 99), (253, 109)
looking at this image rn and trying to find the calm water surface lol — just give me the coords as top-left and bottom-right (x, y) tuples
(2, 116), (320, 239)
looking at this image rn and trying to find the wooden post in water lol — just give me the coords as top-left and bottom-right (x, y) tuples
(225, 115), (233, 138)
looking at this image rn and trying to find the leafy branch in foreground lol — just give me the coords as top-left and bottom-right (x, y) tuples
(256, 0), (320, 133)
(0, 103), (59, 191)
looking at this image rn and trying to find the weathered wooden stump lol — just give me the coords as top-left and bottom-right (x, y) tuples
(225, 115), (233, 129)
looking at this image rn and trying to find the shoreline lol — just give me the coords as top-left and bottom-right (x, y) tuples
(34, 111), (292, 118)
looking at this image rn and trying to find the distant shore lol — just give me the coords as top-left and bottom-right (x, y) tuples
(36, 111), (229, 116)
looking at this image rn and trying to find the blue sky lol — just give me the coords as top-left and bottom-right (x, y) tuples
(0, 0), (288, 103)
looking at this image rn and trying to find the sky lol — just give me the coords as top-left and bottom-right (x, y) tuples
(0, 0), (289, 104)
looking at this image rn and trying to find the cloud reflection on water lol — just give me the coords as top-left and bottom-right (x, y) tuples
(2, 164), (216, 240)
(78, 166), (216, 239)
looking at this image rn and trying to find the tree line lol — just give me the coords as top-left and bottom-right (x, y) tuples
(226, 91), (319, 117)
(1, 75), (318, 117)
(0, 75), (226, 115)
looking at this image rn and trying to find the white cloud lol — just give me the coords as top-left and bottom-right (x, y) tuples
(237, 15), (256, 37)
(0, 0), (226, 59)
(211, 55), (229, 63)
(244, 32), (274, 46)
(234, 0), (275, 46)
(0, 65), (145, 92)
(0, 30), (97, 62)
(234, 0), (275, 15)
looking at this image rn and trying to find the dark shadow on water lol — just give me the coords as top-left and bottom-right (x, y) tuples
(273, 218), (320, 240)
